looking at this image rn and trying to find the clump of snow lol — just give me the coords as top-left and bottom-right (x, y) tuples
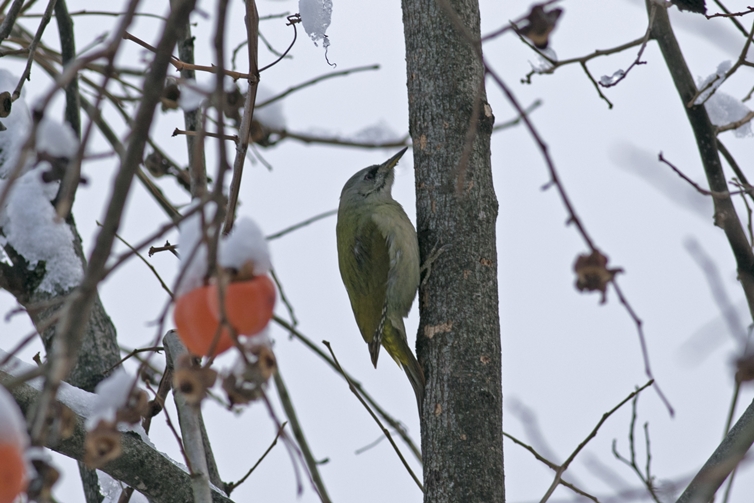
(0, 384), (29, 449)
(97, 470), (149, 503)
(0, 167), (83, 294)
(178, 76), (237, 112)
(85, 368), (140, 430)
(176, 205), (272, 297)
(219, 217), (271, 274)
(36, 117), (78, 159)
(600, 69), (625, 86)
(706, 91), (753, 137)
(254, 85), (286, 130)
(695, 60), (731, 105)
(0, 71), (84, 295)
(178, 79), (211, 112)
(299, 0), (332, 47)
(529, 48), (557, 73)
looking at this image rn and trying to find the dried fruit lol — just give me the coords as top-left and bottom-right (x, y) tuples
(84, 422), (122, 469)
(573, 250), (622, 303)
(518, 4), (563, 49)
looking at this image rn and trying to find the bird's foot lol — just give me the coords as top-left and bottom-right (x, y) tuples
(421, 240), (450, 287)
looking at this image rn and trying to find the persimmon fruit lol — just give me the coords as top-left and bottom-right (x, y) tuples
(174, 275), (276, 357)
(207, 275), (276, 336)
(0, 443), (26, 503)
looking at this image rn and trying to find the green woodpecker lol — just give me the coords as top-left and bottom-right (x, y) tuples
(336, 148), (425, 412)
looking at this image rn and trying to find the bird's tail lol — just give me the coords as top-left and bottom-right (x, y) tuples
(382, 317), (426, 414)
(402, 351), (426, 415)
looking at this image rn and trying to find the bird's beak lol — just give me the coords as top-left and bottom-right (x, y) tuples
(379, 147), (409, 172)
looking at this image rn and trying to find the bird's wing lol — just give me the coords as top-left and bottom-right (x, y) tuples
(337, 215), (390, 351)
(372, 205), (420, 316)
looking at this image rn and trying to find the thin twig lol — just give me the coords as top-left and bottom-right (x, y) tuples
(712, 0), (750, 35)
(259, 14), (299, 73)
(257, 64), (380, 107)
(105, 346), (164, 375)
(611, 392), (662, 503)
(274, 317), (422, 462)
(266, 210), (337, 240)
(102, 222), (175, 298)
(226, 422), (288, 494)
(539, 380), (654, 503)
(11, 0), (58, 101)
(598, 4), (656, 89)
(267, 128), (409, 149)
(0, 0), (25, 43)
(717, 110), (754, 133)
(503, 432), (600, 502)
(323, 341), (423, 491)
(658, 152), (748, 199)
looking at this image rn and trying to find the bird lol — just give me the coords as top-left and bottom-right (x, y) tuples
(336, 147), (426, 413)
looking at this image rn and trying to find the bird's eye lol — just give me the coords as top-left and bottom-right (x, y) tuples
(364, 170), (376, 181)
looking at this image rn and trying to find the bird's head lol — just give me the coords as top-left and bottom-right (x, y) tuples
(340, 147), (408, 204)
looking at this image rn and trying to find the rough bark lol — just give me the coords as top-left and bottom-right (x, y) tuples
(401, 1), (504, 502)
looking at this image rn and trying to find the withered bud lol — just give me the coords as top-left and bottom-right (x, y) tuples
(518, 4), (563, 49)
(161, 80), (181, 111)
(84, 421), (122, 469)
(573, 250), (623, 304)
(144, 150), (171, 178)
(0, 91), (11, 118)
(173, 354), (218, 405)
(26, 457), (60, 502)
(222, 345), (277, 407)
(115, 388), (150, 425)
(735, 353), (754, 384)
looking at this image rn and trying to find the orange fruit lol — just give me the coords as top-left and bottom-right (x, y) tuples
(173, 276), (276, 357)
(0, 443), (26, 503)
(174, 285), (235, 357)
(207, 276), (276, 336)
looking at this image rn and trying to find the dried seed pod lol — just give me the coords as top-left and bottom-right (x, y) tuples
(173, 353), (218, 405)
(84, 422), (122, 469)
(222, 345), (277, 406)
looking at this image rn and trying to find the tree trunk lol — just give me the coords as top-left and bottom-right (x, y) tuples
(401, 1), (504, 502)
